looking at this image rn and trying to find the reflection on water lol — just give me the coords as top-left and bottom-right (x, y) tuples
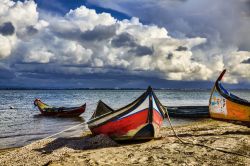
(0, 89), (250, 149)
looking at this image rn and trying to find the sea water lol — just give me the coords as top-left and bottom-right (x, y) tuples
(0, 89), (250, 149)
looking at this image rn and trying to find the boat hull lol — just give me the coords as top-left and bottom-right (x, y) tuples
(209, 89), (250, 122)
(38, 106), (86, 117)
(88, 86), (166, 140)
(209, 70), (250, 122)
(35, 99), (86, 117)
(89, 109), (163, 140)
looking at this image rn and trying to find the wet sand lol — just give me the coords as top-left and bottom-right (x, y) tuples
(0, 119), (249, 166)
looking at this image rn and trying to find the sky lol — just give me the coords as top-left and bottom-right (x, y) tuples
(0, 0), (250, 89)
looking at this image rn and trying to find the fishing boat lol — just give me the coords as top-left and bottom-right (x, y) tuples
(209, 70), (250, 122)
(34, 99), (86, 117)
(87, 86), (166, 140)
(167, 106), (209, 118)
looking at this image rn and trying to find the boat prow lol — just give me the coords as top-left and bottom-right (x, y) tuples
(209, 69), (250, 122)
(87, 86), (167, 140)
(34, 99), (86, 117)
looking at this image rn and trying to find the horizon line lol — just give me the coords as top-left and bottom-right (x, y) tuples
(1, 87), (250, 91)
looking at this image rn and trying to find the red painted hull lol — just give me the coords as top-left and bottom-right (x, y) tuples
(89, 109), (164, 140)
(88, 86), (166, 140)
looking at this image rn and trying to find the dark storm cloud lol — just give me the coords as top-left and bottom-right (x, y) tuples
(16, 26), (39, 39)
(167, 52), (173, 60)
(112, 32), (153, 56)
(18, 71), (135, 80)
(3, 59), (217, 89)
(111, 32), (136, 47)
(0, 22), (15, 36)
(81, 25), (117, 41)
(26, 26), (39, 36)
(129, 45), (153, 56)
(52, 28), (80, 41)
(1, 73), (247, 89)
(52, 24), (117, 43)
(176, 46), (187, 51)
(0, 66), (15, 79)
(11, 61), (161, 82)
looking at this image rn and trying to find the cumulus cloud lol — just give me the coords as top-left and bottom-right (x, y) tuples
(0, 0), (250, 88)
(86, 0), (250, 83)
(0, 0), (40, 58)
(87, 0), (250, 49)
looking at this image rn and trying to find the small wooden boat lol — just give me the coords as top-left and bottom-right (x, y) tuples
(87, 86), (166, 140)
(209, 70), (250, 122)
(34, 99), (86, 117)
(167, 106), (209, 118)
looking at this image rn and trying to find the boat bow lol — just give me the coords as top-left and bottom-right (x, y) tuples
(87, 86), (167, 140)
(209, 70), (250, 122)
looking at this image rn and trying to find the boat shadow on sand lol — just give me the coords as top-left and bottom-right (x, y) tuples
(33, 118), (250, 155)
(34, 134), (157, 154)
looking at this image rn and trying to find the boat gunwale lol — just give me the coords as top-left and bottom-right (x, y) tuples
(213, 70), (250, 106)
(152, 89), (167, 117)
(87, 88), (150, 125)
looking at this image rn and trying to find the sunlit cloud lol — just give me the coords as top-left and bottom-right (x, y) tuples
(0, 0), (250, 88)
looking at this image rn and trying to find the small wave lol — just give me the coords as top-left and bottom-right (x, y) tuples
(0, 132), (50, 139)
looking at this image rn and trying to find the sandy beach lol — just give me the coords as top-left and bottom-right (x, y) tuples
(0, 119), (249, 166)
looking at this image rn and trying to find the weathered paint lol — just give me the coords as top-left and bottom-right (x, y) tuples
(209, 71), (250, 122)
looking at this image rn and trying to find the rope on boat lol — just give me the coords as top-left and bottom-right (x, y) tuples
(38, 122), (86, 141)
(164, 110), (250, 158)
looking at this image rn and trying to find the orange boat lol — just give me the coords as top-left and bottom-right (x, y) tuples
(209, 70), (250, 122)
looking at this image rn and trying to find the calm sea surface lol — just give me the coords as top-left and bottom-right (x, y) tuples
(1, 89), (250, 149)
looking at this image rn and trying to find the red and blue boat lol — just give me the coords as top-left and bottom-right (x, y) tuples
(34, 99), (86, 117)
(87, 86), (166, 140)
